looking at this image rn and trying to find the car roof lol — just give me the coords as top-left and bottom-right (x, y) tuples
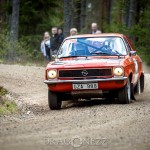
(65, 33), (125, 40)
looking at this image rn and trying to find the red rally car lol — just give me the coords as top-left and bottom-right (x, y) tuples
(44, 33), (144, 110)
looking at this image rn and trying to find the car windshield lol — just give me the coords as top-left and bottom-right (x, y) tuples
(57, 37), (127, 58)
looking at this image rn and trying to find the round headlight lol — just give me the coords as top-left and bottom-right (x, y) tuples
(48, 70), (57, 79)
(114, 67), (124, 76)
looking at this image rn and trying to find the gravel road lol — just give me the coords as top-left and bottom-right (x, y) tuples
(0, 64), (150, 150)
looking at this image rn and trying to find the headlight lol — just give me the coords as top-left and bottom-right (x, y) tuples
(113, 67), (124, 76)
(47, 70), (57, 79)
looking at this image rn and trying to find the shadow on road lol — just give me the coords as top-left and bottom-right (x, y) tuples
(62, 98), (118, 110)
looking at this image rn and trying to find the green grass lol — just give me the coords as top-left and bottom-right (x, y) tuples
(0, 86), (18, 116)
(0, 86), (8, 96)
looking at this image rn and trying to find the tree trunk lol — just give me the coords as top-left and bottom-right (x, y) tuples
(84, 0), (92, 31)
(92, 0), (102, 31)
(109, 0), (115, 25)
(8, 0), (20, 62)
(10, 0), (20, 42)
(80, 0), (86, 30)
(70, 0), (75, 28)
(103, 0), (110, 25)
(64, 0), (71, 37)
(98, 0), (102, 28)
(0, 0), (4, 33)
(74, 0), (81, 30)
(128, 0), (137, 28)
(122, 0), (129, 26)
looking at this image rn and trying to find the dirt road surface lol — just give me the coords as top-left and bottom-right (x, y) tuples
(0, 64), (150, 150)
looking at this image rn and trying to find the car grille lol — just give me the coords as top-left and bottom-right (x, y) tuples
(59, 68), (112, 78)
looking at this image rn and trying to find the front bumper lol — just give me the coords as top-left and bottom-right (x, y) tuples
(44, 77), (127, 92)
(44, 77), (127, 84)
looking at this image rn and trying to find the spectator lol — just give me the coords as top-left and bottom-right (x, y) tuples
(50, 27), (59, 55)
(70, 28), (78, 36)
(40, 31), (51, 61)
(96, 30), (102, 34)
(91, 23), (102, 34)
(58, 28), (64, 46)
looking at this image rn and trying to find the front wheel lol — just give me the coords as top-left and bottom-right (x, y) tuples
(117, 78), (131, 104)
(48, 90), (62, 110)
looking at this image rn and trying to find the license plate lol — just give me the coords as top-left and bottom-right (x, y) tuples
(73, 83), (98, 90)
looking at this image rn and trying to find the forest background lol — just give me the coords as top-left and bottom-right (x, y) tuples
(0, 0), (149, 64)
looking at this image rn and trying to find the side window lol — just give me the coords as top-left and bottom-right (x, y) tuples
(123, 38), (132, 52)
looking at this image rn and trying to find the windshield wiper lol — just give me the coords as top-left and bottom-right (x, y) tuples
(91, 52), (111, 55)
(112, 50), (122, 55)
(91, 51), (122, 59)
(58, 55), (88, 59)
(111, 50), (123, 58)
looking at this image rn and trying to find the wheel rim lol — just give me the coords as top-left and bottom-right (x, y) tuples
(127, 79), (131, 101)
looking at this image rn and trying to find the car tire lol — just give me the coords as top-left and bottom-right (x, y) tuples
(140, 74), (144, 93)
(104, 91), (116, 104)
(48, 90), (62, 110)
(135, 79), (141, 95)
(118, 78), (131, 104)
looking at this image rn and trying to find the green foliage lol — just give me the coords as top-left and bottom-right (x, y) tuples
(0, 30), (44, 64)
(0, 86), (18, 116)
(0, 99), (18, 116)
(131, 7), (150, 63)
(0, 0), (149, 64)
(103, 23), (128, 35)
(19, 0), (63, 35)
(0, 0), (63, 64)
(103, 4), (150, 64)
(134, 7), (150, 47)
(0, 86), (8, 96)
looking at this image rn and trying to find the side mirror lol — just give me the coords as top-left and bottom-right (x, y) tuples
(130, 51), (136, 56)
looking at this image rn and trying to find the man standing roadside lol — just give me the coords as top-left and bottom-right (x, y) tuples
(91, 23), (102, 34)
(58, 28), (64, 45)
(50, 27), (59, 56)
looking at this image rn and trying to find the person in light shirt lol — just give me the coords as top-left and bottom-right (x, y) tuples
(40, 32), (51, 60)
(70, 28), (78, 36)
(91, 23), (102, 34)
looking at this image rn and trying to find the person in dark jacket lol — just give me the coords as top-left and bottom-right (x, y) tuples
(58, 28), (64, 45)
(50, 27), (59, 55)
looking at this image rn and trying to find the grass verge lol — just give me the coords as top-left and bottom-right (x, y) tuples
(0, 86), (18, 116)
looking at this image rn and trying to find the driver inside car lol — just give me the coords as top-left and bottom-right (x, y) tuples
(72, 43), (90, 56)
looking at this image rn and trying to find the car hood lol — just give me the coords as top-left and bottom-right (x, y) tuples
(47, 57), (124, 69)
